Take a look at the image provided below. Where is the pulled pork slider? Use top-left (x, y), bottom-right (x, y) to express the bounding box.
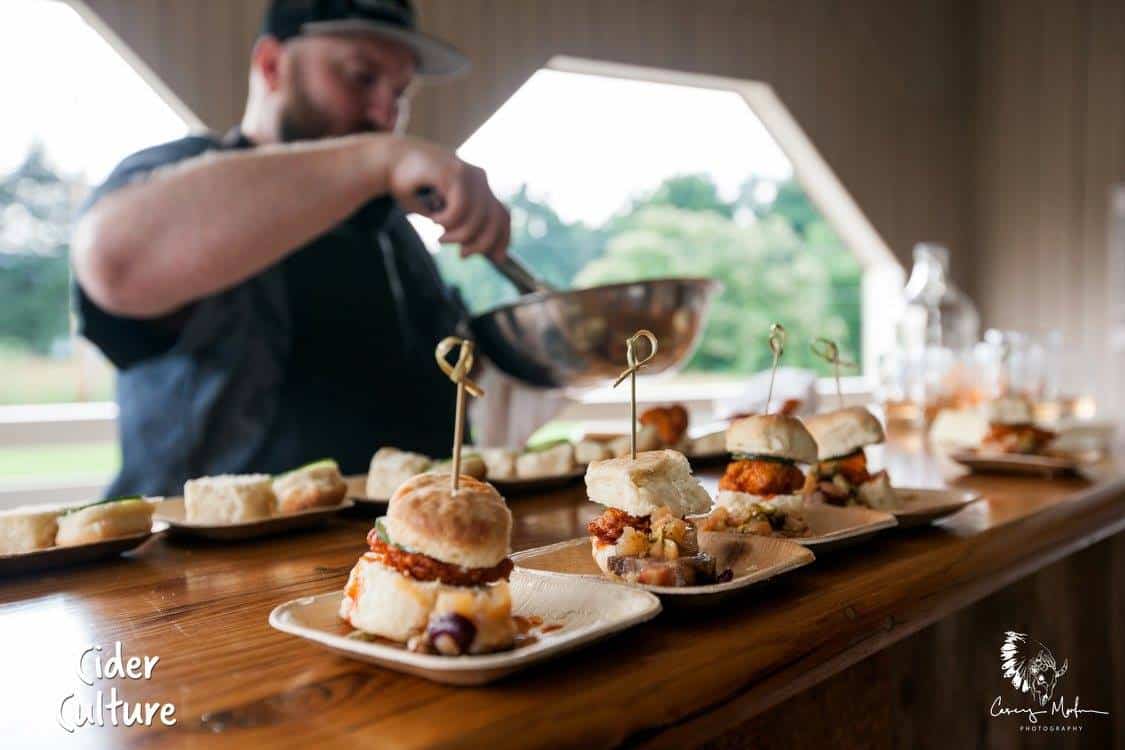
top-left (585, 449), bottom-right (718, 586)
top-left (980, 397), bottom-right (1056, 455)
top-left (804, 407), bottom-right (899, 510)
top-left (339, 473), bottom-right (516, 655)
top-left (704, 414), bottom-right (817, 536)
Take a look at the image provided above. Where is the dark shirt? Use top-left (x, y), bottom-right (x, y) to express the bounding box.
top-left (76, 130), bottom-right (465, 497)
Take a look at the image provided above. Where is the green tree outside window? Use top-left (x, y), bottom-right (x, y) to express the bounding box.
top-left (437, 173), bottom-right (862, 376)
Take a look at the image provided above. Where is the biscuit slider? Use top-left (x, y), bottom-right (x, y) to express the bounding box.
top-left (339, 473), bottom-right (517, 655)
top-left (273, 459), bottom-right (347, 513)
top-left (979, 397), bottom-right (1056, 455)
top-left (479, 447), bottom-right (517, 480)
top-left (705, 414), bottom-right (817, 536)
top-left (184, 474), bottom-right (276, 523)
top-left (0, 506), bottom-right (61, 555)
top-left (430, 453), bottom-right (487, 480)
top-left (803, 406), bottom-right (899, 510)
top-left (56, 496), bottom-right (155, 546)
top-left (367, 447), bottom-right (433, 498)
top-left (584, 449), bottom-right (718, 586)
top-left (516, 442), bottom-right (575, 478)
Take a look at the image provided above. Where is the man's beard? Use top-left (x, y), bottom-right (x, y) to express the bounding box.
top-left (279, 73), bottom-right (337, 142)
top-left (278, 57), bottom-right (373, 142)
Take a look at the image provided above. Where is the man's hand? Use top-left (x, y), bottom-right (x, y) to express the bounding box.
top-left (385, 137), bottom-right (510, 261)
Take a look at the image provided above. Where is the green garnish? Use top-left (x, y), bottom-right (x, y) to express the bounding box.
top-left (373, 517), bottom-right (391, 544)
top-left (274, 458), bottom-right (338, 479)
top-left (731, 453), bottom-right (797, 465)
top-left (63, 495), bottom-right (142, 515)
top-left (523, 438), bottom-right (570, 453)
top-left (371, 517), bottom-right (422, 554)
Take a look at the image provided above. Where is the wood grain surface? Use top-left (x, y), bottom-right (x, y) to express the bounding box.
top-left (2, 440), bottom-right (1123, 749)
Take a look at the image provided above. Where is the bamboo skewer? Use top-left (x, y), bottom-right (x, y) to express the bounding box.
top-left (765, 323), bottom-right (786, 414)
top-left (612, 330), bottom-right (658, 460)
top-left (434, 336), bottom-right (484, 492)
top-left (810, 337), bottom-right (855, 409)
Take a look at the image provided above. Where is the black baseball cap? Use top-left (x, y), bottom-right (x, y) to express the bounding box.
top-left (263, 0), bottom-right (469, 76)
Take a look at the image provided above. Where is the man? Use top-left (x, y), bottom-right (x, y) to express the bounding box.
top-left (72, 0), bottom-right (510, 497)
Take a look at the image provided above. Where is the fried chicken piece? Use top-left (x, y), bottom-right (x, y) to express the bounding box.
top-left (818, 450), bottom-right (872, 486)
top-left (586, 507), bottom-right (651, 545)
top-left (719, 459), bottom-right (806, 496)
top-left (639, 405), bottom-right (690, 447)
top-left (365, 532), bottom-right (513, 587)
top-left (981, 423), bottom-right (1057, 455)
top-left (779, 398), bottom-right (802, 416)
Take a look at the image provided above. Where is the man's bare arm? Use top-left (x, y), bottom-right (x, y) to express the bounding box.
top-left (73, 133), bottom-right (509, 317)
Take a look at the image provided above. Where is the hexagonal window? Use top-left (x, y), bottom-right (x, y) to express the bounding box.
top-left (413, 57), bottom-right (903, 384)
top-left (1, 0), bottom-right (191, 410)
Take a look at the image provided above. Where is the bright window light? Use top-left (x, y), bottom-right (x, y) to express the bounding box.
top-left (0, 0), bottom-right (189, 183)
top-left (0, 0), bottom-right (190, 410)
top-left (459, 69), bottom-right (792, 226)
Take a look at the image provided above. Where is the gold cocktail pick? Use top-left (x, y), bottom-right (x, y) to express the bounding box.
top-left (613, 329), bottom-right (659, 460)
top-left (765, 323), bottom-right (786, 414)
top-left (435, 336), bottom-right (484, 492)
top-left (810, 337), bottom-right (856, 409)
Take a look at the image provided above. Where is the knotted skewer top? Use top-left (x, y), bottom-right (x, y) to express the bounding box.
top-left (435, 336), bottom-right (484, 397)
top-left (613, 330), bottom-right (658, 460)
top-left (613, 330), bottom-right (658, 387)
top-left (434, 336), bottom-right (483, 491)
top-left (810, 337), bottom-right (854, 408)
top-left (765, 322), bottom-right (786, 414)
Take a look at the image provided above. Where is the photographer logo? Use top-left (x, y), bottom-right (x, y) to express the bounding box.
top-left (988, 631), bottom-right (1109, 733)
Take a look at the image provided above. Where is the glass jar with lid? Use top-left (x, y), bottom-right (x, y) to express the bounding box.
top-left (888, 243), bottom-right (982, 427)
top-left (898, 243), bottom-right (980, 354)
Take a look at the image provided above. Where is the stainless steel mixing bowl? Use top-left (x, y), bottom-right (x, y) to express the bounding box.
top-left (411, 188), bottom-right (722, 389)
top-left (469, 277), bottom-right (722, 388)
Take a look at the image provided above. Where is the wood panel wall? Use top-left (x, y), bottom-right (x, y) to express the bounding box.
top-left (73, 0), bottom-right (268, 131)
top-left (75, 0), bottom-right (975, 278)
top-left (972, 0), bottom-right (1125, 412)
top-left (714, 533), bottom-right (1125, 749)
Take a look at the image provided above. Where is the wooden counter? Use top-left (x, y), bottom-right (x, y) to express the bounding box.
top-left (3, 440), bottom-right (1124, 749)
